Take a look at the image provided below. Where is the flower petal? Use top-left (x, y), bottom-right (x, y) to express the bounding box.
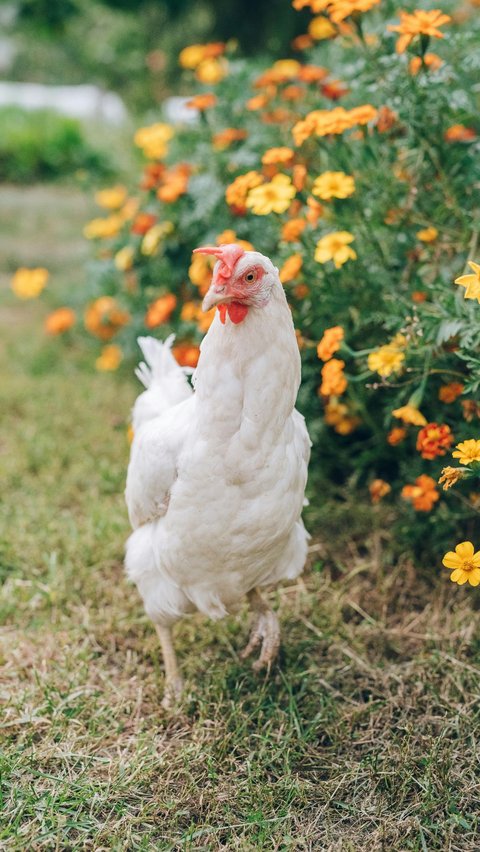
top-left (468, 569), bottom-right (480, 586)
top-left (442, 552), bottom-right (462, 569)
top-left (455, 541), bottom-right (475, 560)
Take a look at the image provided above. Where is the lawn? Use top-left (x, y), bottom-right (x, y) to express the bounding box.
top-left (1, 185), bottom-right (480, 850)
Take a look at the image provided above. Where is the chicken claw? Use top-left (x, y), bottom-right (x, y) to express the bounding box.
top-left (240, 588), bottom-right (281, 672)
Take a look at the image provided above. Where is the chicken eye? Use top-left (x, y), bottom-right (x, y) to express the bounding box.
top-left (244, 270), bottom-right (257, 284)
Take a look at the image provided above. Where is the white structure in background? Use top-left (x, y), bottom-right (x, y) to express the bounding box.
top-left (0, 82), bottom-right (128, 125)
top-left (163, 96), bottom-right (199, 125)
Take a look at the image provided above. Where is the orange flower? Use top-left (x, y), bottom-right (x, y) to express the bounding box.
top-left (282, 85), bottom-right (304, 102)
top-left (292, 164), bottom-right (307, 192)
top-left (388, 10), bottom-right (451, 54)
top-left (321, 80), bottom-right (349, 100)
top-left (186, 93), bottom-right (217, 110)
top-left (387, 427), bottom-right (407, 446)
top-left (306, 196), bottom-right (324, 226)
top-left (131, 212), bottom-right (157, 235)
top-left (216, 230), bottom-right (254, 251)
top-left (44, 307), bottom-right (76, 335)
top-left (292, 0), bottom-right (330, 10)
top-left (317, 326), bottom-right (344, 361)
top-left (409, 52), bottom-right (443, 74)
top-left (262, 146), bottom-right (295, 166)
top-left (226, 171), bottom-right (264, 213)
top-left (412, 291), bottom-right (428, 303)
top-left (173, 342), bottom-right (200, 368)
top-left (393, 404), bottom-right (427, 426)
top-left (96, 344), bottom-right (122, 372)
top-left (189, 253), bottom-right (214, 294)
top-left (282, 218), bottom-right (306, 242)
top-left (291, 34), bottom-right (315, 51)
top-left (402, 475), bottom-right (439, 511)
top-left (328, 0), bottom-right (380, 23)
top-left (320, 358), bottom-right (347, 396)
top-left (279, 254), bottom-right (303, 283)
top-left (292, 104), bottom-right (377, 145)
top-left (444, 124), bottom-right (476, 142)
top-left (156, 164), bottom-right (190, 203)
top-left (85, 297), bottom-right (129, 341)
top-left (141, 163), bottom-right (165, 190)
top-left (369, 479), bottom-right (391, 504)
top-left (416, 423), bottom-right (453, 460)
top-left (298, 64), bottom-right (328, 83)
top-left (438, 382), bottom-right (464, 403)
top-left (325, 400), bottom-right (360, 435)
top-left (376, 106), bottom-right (397, 133)
top-left (179, 42), bottom-right (225, 70)
top-left (212, 128), bottom-right (248, 150)
top-left (246, 94), bottom-right (269, 111)
top-left (145, 294), bottom-right (177, 328)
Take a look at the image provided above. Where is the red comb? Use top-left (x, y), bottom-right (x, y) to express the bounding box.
top-left (193, 243), bottom-right (245, 283)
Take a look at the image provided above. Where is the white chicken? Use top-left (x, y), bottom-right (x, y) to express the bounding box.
top-left (125, 244), bottom-right (311, 706)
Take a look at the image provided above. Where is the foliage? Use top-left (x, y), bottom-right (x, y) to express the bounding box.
top-left (0, 107), bottom-right (113, 182)
top-left (29, 0), bottom-right (480, 559)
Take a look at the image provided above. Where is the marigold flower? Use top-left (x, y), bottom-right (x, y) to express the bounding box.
top-left (461, 401), bottom-right (480, 423)
top-left (439, 466), bottom-right (465, 491)
top-left (114, 246), bottom-right (135, 271)
top-left (368, 345), bottom-right (405, 378)
top-left (85, 297), bottom-right (129, 341)
top-left (145, 294), bottom-right (177, 329)
top-left (387, 9), bottom-right (451, 54)
top-left (186, 93), bottom-right (217, 110)
top-left (44, 307), bottom-right (76, 335)
top-left (130, 212), bottom-right (156, 236)
top-left (95, 185), bottom-right (127, 210)
top-left (134, 123), bottom-right (174, 159)
top-left (393, 404), bottom-right (427, 426)
top-left (292, 0), bottom-right (330, 10)
top-left (189, 253), bottom-right (214, 294)
top-left (306, 196), bottom-right (324, 226)
top-left (246, 174), bottom-right (296, 215)
top-left (320, 358), bottom-right (347, 396)
top-left (213, 128), bottom-right (248, 150)
top-left (246, 94), bottom-right (270, 111)
top-left (369, 478), bottom-right (391, 504)
top-left (96, 344), bottom-right (122, 372)
top-left (325, 400), bottom-right (359, 434)
top-left (308, 16), bottom-right (336, 39)
top-left (417, 226), bottom-right (438, 242)
top-left (278, 254), bottom-right (302, 284)
top-left (416, 422), bottom-right (453, 460)
top-left (312, 171), bottom-right (355, 201)
top-left (84, 215), bottom-right (123, 240)
top-left (216, 230), bottom-right (254, 251)
top-left (452, 439), bottom-right (480, 465)
top-left (141, 221), bottom-right (174, 256)
top-left (387, 427), bottom-right (407, 446)
top-left (402, 475), bottom-right (439, 511)
top-left (442, 541), bottom-right (480, 586)
top-left (173, 342), bottom-right (200, 368)
top-left (439, 382), bottom-right (464, 403)
top-left (293, 105), bottom-right (377, 145)
top-left (178, 43), bottom-right (224, 70)
top-left (455, 261), bottom-right (480, 303)
top-left (317, 326), bottom-right (344, 361)
top-left (11, 267), bottom-right (48, 299)
top-left (226, 171), bottom-right (264, 213)
top-left (409, 52), bottom-right (443, 74)
top-left (262, 147), bottom-right (295, 166)
top-left (314, 231), bottom-right (356, 268)
top-left (328, 0), bottom-right (380, 23)
top-left (141, 163), bottom-right (165, 191)
top-left (444, 124), bottom-right (476, 142)
top-left (291, 34), bottom-right (315, 51)
top-left (321, 79), bottom-right (349, 100)
top-left (376, 106), bottom-right (397, 133)
top-left (196, 57), bottom-right (229, 83)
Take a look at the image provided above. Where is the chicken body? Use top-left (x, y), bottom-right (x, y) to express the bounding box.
top-left (125, 248), bottom-right (310, 701)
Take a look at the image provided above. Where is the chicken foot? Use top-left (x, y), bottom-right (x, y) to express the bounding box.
top-left (240, 588), bottom-right (280, 672)
top-left (155, 625), bottom-right (184, 709)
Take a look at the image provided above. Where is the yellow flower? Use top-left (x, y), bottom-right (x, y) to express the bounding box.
top-left (178, 42), bottom-right (224, 70)
top-left (368, 345), bottom-right (405, 378)
top-left (114, 246), bottom-right (134, 271)
top-left (83, 215), bottom-right (123, 240)
top-left (141, 222), bottom-right (174, 256)
top-left (325, 400), bottom-right (360, 434)
top-left (455, 261), bottom-right (480, 303)
top-left (246, 174), bottom-right (296, 215)
top-left (417, 226), bottom-right (438, 243)
top-left (328, 0), bottom-right (380, 23)
top-left (196, 57), bottom-right (228, 84)
top-left (11, 267), bottom-right (49, 299)
top-left (388, 10), bottom-right (451, 54)
top-left (134, 123), bottom-right (174, 160)
top-left (369, 478), bottom-right (391, 503)
top-left (308, 16), bottom-right (336, 39)
top-left (452, 439), bottom-right (480, 465)
top-left (95, 185), bottom-right (127, 210)
top-left (392, 404), bottom-right (427, 426)
top-left (279, 254), bottom-right (303, 283)
top-left (442, 541), bottom-right (480, 586)
top-left (96, 344), bottom-right (122, 372)
top-left (261, 147), bottom-right (295, 166)
top-left (314, 231), bottom-right (356, 268)
top-left (438, 466), bottom-right (465, 491)
top-left (312, 171), bottom-right (355, 201)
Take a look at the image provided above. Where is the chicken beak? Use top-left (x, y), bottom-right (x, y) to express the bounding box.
top-left (202, 284), bottom-right (228, 312)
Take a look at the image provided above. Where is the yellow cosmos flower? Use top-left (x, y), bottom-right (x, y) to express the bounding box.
top-left (11, 267), bottom-right (49, 299)
top-left (455, 261), bottom-right (480, 303)
top-left (95, 185), bottom-right (127, 210)
top-left (314, 231), bottom-right (356, 268)
top-left (442, 541), bottom-right (480, 586)
top-left (95, 344), bottom-right (122, 372)
top-left (134, 123), bottom-right (174, 160)
top-left (246, 174), bottom-right (296, 215)
top-left (308, 16), bottom-right (336, 39)
top-left (417, 226), bottom-right (438, 242)
top-left (452, 439), bottom-right (480, 465)
top-left (114, 246), bottom-right (134, 271)
top-left (392, 404), bottom-right (427, 426)
top-left (84, 215), bottom-right (123, 240)
top-left (368, 345), bottom-right (405, 378)
top-left (312, 171), bottom-right (355, 201)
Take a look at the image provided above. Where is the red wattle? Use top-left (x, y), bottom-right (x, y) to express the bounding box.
top-left (217, 302), bottom-right (249, 325)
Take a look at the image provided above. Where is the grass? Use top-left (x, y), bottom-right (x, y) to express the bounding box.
top-left (1, 185), bottom-right (480, 850)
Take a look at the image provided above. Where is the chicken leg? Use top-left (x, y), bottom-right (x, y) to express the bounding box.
top-left (240, 588), bottom-right (280, 671)
top-left (155, 625), bottom-right (184, 708)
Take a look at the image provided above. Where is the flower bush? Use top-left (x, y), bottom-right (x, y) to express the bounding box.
top-left (25, 0), bottom-right (480, 565)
